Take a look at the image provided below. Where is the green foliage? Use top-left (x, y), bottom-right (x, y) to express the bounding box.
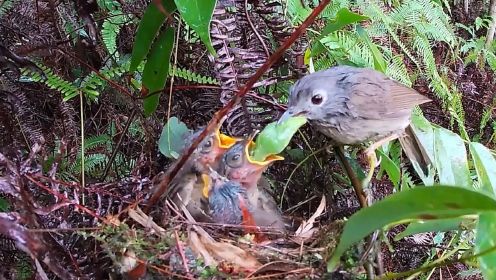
top-left (102, 11), bottom-right (130, 59)
top-left (170, 67), bottom-right (219, 85)
top-left (0, 197), bottom-right (9, 211)
top-left (44, 120), bottom-right (143, 181)
top-left (142, 27), bottom-right (175, 116)
top-left (251, 116), bottom-right (307, 162)
top-left (21, 59), bottom-right (129, 102)
top-left (174, 0), bottom-right (217, 55)
top-left (327, 186), bottom-right (496, 271)
top-left (310, 8), bottom-right (369, 57)
top-left (21, 64), bottom-right (81, 99)
top-left (159, 117), bottom-right (192, 159)
top-left (457, 18), bottom-right (496, 72)
top-left (0, 0), bottom-right (16, 16)
top-left (129, 0), bottom-right (177, 72)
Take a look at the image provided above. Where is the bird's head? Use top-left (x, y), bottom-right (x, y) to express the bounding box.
top-left (219, 135), bottom-right (283, 190)
top-left (278, 67), bottom-right (351, 125)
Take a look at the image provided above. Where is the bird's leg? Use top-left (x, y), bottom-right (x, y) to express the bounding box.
top-left (362, 134), bottom-right (400, 189)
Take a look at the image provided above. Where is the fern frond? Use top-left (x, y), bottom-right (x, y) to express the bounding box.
top-left (21, 65), bottom-right (79, 99)
top-left (77, 60), bottom-right (130, 101)
top-left (0, 0), bottom-right (16, 16)
top-left (320, 0), bottom-right (351, 19)
top-left (70, 154), bottom-right (108, 177)
top-left (386, 55), bottom-right (412, 87)
top-left (286, 0), bottom-right (311, 25)
top-left (170, 67), bottom-right (220, 85)
top-left (102, 11), bottom-right (130, 59)
top-left (97, 0), bottom-right (121, 11)
top-left (84, 135), bottom-right (112, 151)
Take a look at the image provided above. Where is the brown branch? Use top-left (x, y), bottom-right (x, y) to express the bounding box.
top-left (145, 0), bottom-right (332, 211)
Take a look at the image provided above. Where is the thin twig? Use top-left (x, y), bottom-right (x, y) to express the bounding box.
top-left (101, 108), bottom-right (138, 180)
top-left (174, 229), bottom-right (192, 277)
top-left (145, 0), bottom-right (332, 212)
top-left (334, 146), bottom-right (368, 208)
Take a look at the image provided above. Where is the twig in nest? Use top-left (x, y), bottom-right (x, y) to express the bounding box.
top-left (145, 0), bottom-right (332, 212)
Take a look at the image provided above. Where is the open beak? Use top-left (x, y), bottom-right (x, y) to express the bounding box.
top-left (277, 110), bottom-right (306, 125)
top-left (217, 133), bottom-right (238, 148)
top-left (244, 139), bottom-right (284, 166)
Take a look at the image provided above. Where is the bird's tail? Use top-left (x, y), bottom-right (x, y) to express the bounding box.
top-left (398, 125), bottom-right (432, 175)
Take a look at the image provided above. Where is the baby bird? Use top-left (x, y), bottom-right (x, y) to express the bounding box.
top-left (219, 138), bottom-right (286, 232)
top-left (163, 124), bottom-right (238, 222)
top-left (202, 168), bottom-right (255, 227)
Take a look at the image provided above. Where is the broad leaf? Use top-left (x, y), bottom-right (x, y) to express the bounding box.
top-left (394, 217), bottom-right (468, 241)
top-left (410, 112), bottom-right (435, 165)
top-left (142, 27), bottom-right (175, 116)
top-left (174, 0), bottom-right (216, 55)
top-left (159, 117), bottom-right (192, 159)
top-left (130, 0), bottom-right (177, 72)
top-left (475, 212), bottom-right (496, 280)
top-left (252, 117), bottom-right (307, 162)
top-left (434, 127), bottom-right (471, 187)
top-left (376, 149), bottom-right (400, 188)
top-left (311, 8), bottom-right (369, 57)
top-left (469, 142), bottom-right (496, 197)
top-left (327, 186), bottom-right (496, 271)
top-left (356, 25), bottom-right (386, 73)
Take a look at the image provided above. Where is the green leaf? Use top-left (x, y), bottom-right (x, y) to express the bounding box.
top-left (356, 25), bottom-right (387, 73)
top-left (130, 0), bottom-right (177, 72)
top-left (376, 149), bottom-right (400, 188)
top-left (394, 217), bottom-right (467, 241)
top-left (311, 8), bottom-right (369, 57)
top-left (0, 197), bottom-right (9, 212)
top-left (475, 212), bottom-right (496, 280)
top-left (252, 117), bottom-right (307, 162)
top-left (469, 142), bottom-right (496, 197)
top-left (434, 127), bottom-right (471, 187)
top-left (174, 0), bottom-right (216, 55)
top-left (327, 186), bottom-right (496, 271)
top-left (142, 27), bottom-right (175, 116)
top-left (159, 117), bottom-right (192, 159)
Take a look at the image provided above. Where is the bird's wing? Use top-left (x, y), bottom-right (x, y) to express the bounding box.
top-left (347, 71), bottom-right (431, 120)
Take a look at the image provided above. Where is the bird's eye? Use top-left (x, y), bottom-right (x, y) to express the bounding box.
top-left (311, 94), bottom-right (323, 105)
top-left (227, 153), bottom-right (242, 168)
top-left (201, 138), bottom-right (213, 153)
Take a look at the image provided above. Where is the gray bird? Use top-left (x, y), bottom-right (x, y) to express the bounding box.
top-left (278, 65), bottom-right (432, 186)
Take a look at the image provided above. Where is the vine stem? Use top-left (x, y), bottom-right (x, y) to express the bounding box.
top-left (145, 0), bottom-right (332, 211)
top-left (79, 90), bottom-right (85, 205)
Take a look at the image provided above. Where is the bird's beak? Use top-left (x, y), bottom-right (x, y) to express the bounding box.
top-left (277, 110), bottom-right (306, 125)
top-left (217, 133), bottom-right (238, 148)
top-left (201, 173), bottom-right (211, 198)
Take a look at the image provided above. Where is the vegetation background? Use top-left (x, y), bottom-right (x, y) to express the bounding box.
top-left (1, 0), bottom-right (496, 279)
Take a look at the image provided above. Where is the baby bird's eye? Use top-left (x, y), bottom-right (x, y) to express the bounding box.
top-left (227, 152), bottom-right (242, 168)
top-left (311, 93), bottom-right (323, 105)
top-left (200, 137), bottom-right (213, 153)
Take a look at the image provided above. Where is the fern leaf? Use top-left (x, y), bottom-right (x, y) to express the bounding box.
top-left (102, 11), bottom-right (129, 59)
top-left (170, 67), bottom-right (220, 85)
top-left (21, 65), bottom-right (80, 100)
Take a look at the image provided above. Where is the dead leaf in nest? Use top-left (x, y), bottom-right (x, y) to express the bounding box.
top-left (187, 228), bottom-right (262, 273)
top-left (128, 207), bottom-right (167, 237)
top-left (294, 195), bottom-right (326, 242)
top-left (105, 214), bottom-right (122, 226)
top-left (179, 203), bottom-right (261, 273)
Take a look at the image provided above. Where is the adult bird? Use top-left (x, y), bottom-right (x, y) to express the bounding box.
top-left (278, 65), bottom-right (432, 189)
top-left (219, 138), bottom-right (287, 232)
